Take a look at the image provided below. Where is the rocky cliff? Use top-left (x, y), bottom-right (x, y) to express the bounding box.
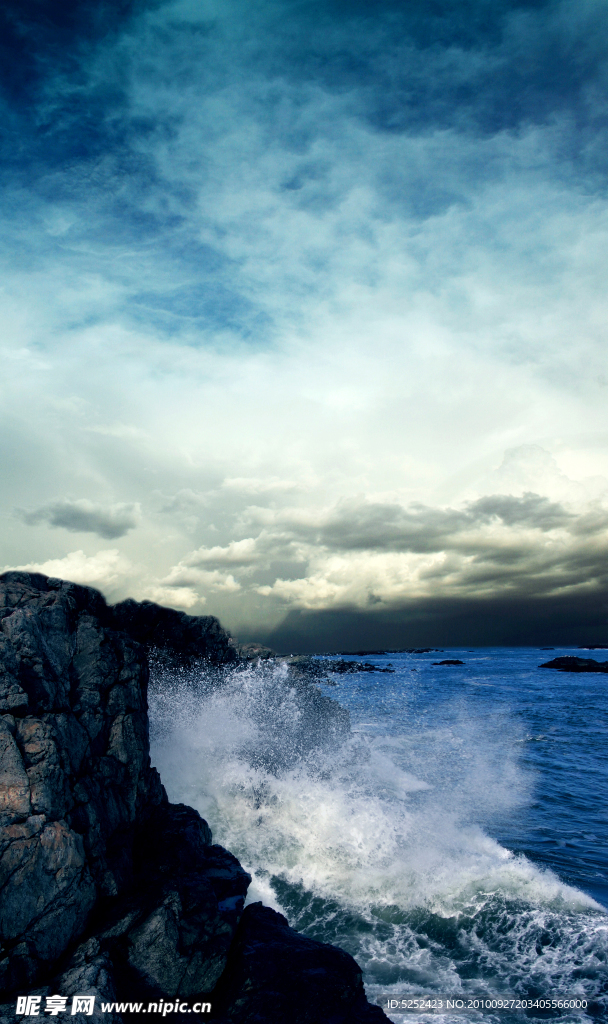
top-left (0, 572), bottom-right (386, 1023)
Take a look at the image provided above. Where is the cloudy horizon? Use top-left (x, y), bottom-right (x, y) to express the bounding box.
top-left (2, 0), bottom-right (608, 649)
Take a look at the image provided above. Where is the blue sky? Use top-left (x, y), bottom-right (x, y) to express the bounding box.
top-left (2, 0), bottom-right (608, 646)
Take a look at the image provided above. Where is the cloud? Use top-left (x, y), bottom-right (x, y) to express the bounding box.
top-left (1, 1), bottom-right (608, 644)
top-left (18, 499), bottom-right (141, 539)
top-left (240, 492), bottom-right (576, 554)
top-left (183, 538), bottom-right (259, 566)
top-left (3, 549), bottom-right (132, 588)
top-left (220, 477), bottom-right (300, 495)
top-left (146, 585), bottom-right (204, 610)
top-left (142, 486), bottom-right (608, 624)
top-left (262, 589), bottom-right (608, 654)
top-left (161, 565), bottom-right (241, 592)
top-left (238, 491), bottom-right (608, 609)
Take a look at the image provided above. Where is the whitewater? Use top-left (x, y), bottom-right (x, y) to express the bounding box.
top-left (149, 648), bottom-right (608, 1022)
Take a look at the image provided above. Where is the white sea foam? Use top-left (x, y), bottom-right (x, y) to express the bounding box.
top-left (148, 660), bottom-right (607, 1019)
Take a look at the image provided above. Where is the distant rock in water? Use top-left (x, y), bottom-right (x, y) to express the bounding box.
top-left (345, 648), bottom-right (437, 655)
top-left (433, 659), bottom-right (465, 666)
top-left (0, 571), bottom-right (387, 1023)
top-left (287, 655), bottom-right (394, 677)
top-left (539, 655), bottom-right (608, 673)
top-left (236, 641), bottom-right (276, 662)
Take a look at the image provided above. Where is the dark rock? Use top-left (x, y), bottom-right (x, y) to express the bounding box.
top-left (432, 659), bottom-right (465, 666)
top-left (0, 572), bottom-right (387, 1024)
top-left (236, 642), bottom-right (276, 662)
top-left (539, 656), bottom-right (608, 672)
top-left (287, 656), bottom-right (394, 677)
top-left (111, 599), bottom-right (239, 667)
top-left (399, 649), bottom-right (437, 654)
top-left (0, 571), bottom-right (164, 992)
top-left (326, 660), bottom-right (394, 675)
top-left (0, 572), bottom-right (242, 1002)
top-left (341, 649), bottom-right (437, 655)
top-left (212, 903), bottom-right (387, 1024)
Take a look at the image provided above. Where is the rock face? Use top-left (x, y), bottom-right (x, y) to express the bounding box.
top-left (0, 571), bottom-right (162, 993)
top-left (111, 599), bottom-right (239, 667)
top-left (0, 572), bottom-right (387, 1023)
top-left (212, 903), bottom-right (386, 1024)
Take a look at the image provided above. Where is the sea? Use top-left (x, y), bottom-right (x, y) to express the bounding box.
top-left (149, 647), bottom-right (608, 1023)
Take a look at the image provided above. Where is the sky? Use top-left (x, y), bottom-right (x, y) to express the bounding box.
top-left (2, 0), bottom-right (608, 650)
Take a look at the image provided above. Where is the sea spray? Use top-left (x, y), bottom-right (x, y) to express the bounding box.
top-left (148, 654), bottom-right (607, 1022)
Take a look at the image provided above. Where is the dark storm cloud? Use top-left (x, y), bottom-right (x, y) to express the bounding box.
top-left (242, 492), bottom-right (608, 624)
top-left (261, 588), bottom-right (608, 653)
top-left (270, 492), bottom-right (574, 554)
top-left (18, 499), bottom-right (140, 539)
top-left (467, 493), bottom-right (573, 531)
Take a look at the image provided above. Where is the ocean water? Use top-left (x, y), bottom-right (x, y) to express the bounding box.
top-left (148, 648), bottom-right (608, 1022)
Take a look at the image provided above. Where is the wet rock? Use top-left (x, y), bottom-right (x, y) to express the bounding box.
top-left (102, 804), bottom-right (251, 999)
top-left (0, 572), bottom-right (387, 1024)
top-left (212, 903), bottom-right (387, 1024)
top-left (54, 938), bottom-right (122, 1024)
top-left (432, 659), bottom-right (465, 666)
top-left (0, 572), bottom-right (238, 998)
top-left (0, 571), bottom-right (157, 991)
top-left (0, 816), bottom-right (96, 991)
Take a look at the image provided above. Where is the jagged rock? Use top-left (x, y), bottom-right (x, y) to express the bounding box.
top-left (0, 572), bottom-right (243, 1001)
top-left (0, 572), bottom-right (387, 1024)
top-left (111, 600), bottom-right (239, 667)
top-left (101, 804), bottom-right (251, 999)
top-left (54, 938), bottom-right (122, 1024)
top-left (212, 903), bottom-right (387, 1024)
top-left (0, 570), bottom-right (163, 991)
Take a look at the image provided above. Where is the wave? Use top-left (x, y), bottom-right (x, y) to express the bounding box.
top-left (148, 659), bottom-right (607, 1021)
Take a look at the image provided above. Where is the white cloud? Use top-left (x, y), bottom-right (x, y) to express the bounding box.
top-left (146, 585), bottom-right (204, 610)
top-left (184, 538), bottom-right (260, 566)
top-left (162, 565), bottom-right (241, 593)
top-left (4, 550), bottom-right (132, 589)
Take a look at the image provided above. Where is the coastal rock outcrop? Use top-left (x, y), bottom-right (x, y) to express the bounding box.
top-left (287, 656), bottom-right (394, 678)
top-left (539, 655), bottom-right (608, 672)
top-left (0, 572), bottom-right (387, 1023)
top-left (212, 903), bottom-right (385, 1023)
top-left (111, 599), bottom-right (239, 667)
